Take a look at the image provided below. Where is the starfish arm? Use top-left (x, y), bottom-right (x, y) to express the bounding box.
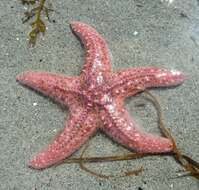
top-left (110, 66), bottom-right (185, 98)
top-left (29, 110), bottom-right (98, 169)
top-left (70, 21), bottom-right (111, 86)
top-left (101, 101), bottom-right (173, 153)
top-left (16, 71), bottom-right (81, 106)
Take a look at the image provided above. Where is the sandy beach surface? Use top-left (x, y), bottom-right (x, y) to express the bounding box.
top-left (0, 0), bottom-right (199, 189)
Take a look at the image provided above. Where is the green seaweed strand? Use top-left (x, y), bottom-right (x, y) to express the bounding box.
top-left (28, 0), bottom-right (46, 46)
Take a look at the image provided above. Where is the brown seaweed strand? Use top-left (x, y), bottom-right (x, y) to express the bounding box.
top-left (78, 143), bottom-right (143, 179)
top-left (143, 90), bottom-right (199, 180)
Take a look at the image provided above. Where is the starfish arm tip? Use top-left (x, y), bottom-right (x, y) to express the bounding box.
top-left (16, 71), bottom-right (31, 83)
top-left (156, 69), bottom-right (186, 86)
top-left (16, 71), bottom-right (43, 86)
top-left (28, 154), bottom-right (51, 170)
top-left (69, 20), bottom-right (77, 26)
top-left (69, 21), bottom-right (84, 31)
top-left (170, 69), bottom-right (186, 83)
top-left (28, 159), bottom-right (42, 170)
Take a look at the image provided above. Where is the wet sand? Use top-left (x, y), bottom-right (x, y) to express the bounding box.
top-left (0, 0), bottom-right (198, 189)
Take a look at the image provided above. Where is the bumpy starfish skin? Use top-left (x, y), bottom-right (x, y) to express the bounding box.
top-left (16, 21), bottom-right (185, 169)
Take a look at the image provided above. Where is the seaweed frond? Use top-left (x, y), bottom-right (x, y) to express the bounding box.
top-left (20, 0), bottom-right (53, 46)
top-left (70, 142), bottom-right (143, 179)
top-left (21, 0), bottom-right (38, 5)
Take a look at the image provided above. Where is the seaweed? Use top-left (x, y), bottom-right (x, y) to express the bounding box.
top-left (61, 91), bottom-right (199, 180)
top-left (144, 90), bottom-right (199, 180)
top-left (20, 0), bottom-right (53, 46)
top-left (77, 142), bottom-right (144, 179)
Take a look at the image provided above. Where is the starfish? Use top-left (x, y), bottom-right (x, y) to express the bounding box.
top-left (16, 21), bottom-right (185, 169)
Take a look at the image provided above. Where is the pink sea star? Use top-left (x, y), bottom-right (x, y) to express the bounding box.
top-left (16, 21), bottom-right (185, 169)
